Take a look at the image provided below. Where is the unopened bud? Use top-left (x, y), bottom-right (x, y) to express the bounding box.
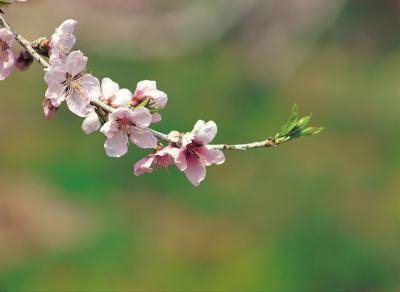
top-left (31, 37), bottom-right (50, 57)
top-left (15, 50), bottom-right (33, 71)
top-left (43, 98), bottom-right (58, 119)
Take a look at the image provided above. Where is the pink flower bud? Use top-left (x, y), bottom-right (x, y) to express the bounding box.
top-left (43, 98), bottom-right (58, 119)
top-left (15, 50), bottom-right (33, 71)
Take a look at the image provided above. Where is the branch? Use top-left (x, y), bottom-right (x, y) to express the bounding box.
top-left (0, 14), bottom-right (322, 152)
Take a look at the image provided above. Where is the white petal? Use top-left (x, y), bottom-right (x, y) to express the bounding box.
top-left (65, 51), bottom-right (87, 76)
top-left (104, 132), bottom-right (129, 158)
top-left (101, 77), bottom-right (119, 99)
top-left (66, 89), bottom-right (90, 117)
top-left (130, 128), bottom-right (157, 149)
top-left (113, 88), bottom-right (132, 107)
top-left (82, 111), bottom-right (101, 134)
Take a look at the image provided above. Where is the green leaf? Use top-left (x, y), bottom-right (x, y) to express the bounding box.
top-left (279, 103), bottom-right (299, 137)
top-left (301, 127), bottom-right (324, 136)
top-left (296, 114), bottom-right (311, 130)
top-left (134, 98), bottom-right (150, 109)
top-left (0, 0), bottom-right (12, 7)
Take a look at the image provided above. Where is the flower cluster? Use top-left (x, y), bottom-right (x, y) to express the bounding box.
top-left (0, 10), bottom-right (323, 187)
top-left (0, 19), bottom-right (225, 186)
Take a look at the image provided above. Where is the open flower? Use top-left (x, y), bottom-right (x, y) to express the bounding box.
top-left (100, 107), bottom-right (157, 158)
top-left (132, 80), bottom-right (168, 123)
top-left (44, 50), bottom-right (101, 117)
top-left (134, 146), bottom-right (180, 176)
top-left (175, 120), bottom-right (225, 186)
top-left (101, 77), bottom-right (132, 107)
top-left (49, 19), bottom-right (78, 64)
top-left (0, 28), bottom-right (15, 80)
top-left (81, 78), bottom-right (132, 134)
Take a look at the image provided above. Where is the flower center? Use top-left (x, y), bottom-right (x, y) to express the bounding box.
top-left (116, 117), bottom-right (133, 135)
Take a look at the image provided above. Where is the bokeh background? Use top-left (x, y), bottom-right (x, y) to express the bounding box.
top-left (1, 0), bottom-right (400, 290)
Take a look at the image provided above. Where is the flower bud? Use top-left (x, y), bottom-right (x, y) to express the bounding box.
top-left (43, 98), bottom-right (58, 119)
top-left (15, 50), bottom-right (33, 71)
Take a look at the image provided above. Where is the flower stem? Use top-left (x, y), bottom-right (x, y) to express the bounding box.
top-left (0, 14), bottom-right (293, 151)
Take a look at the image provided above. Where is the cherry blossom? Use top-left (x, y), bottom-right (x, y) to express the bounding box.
top-left (0, 28), bottom-right (14, 80)
top-left (49, 19), bottom-right (78, 64)
top-left (100, 107), bottom-right (157, 158)
top-left (81, 77), bottom-right (133, 134)
top-left (134, 146), bottom-right (180, 176)
top-left (44, 50), bottom-right (101, 117)
top-left (175, 120), bottom-right (225, 186)
top-left (132, 80), bottom-right (168, 123)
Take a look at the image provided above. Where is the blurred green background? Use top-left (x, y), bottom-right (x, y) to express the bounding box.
top-left (1, 0), bottom-right (400, 290)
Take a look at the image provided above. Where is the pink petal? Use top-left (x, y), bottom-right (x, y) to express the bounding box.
top-left (101, 77), bottom-right (119, 100)
top-left (104, 132), bottom-right (129, 158)
top-left (79, 74), bottom-right (101, 101)
top-left (113, 88), bottom-right (132, 107)
top-left (130, 128), bottom-right (157, 149)
top-left (0, 28), bottom-right (14, 47)
top-left (184, 158), bottom-right (206, 187)
top-left (134, 156), bottom-right (155, 176)
top-left (65, 51), bottom-right (87, 76)
top-left (201, 148), bottom-right (225, 166)
top-left (136, 80), bottom-right (157, 93)
top-left (151, 113), bottom-right (161, 123)
top-left (147, 90), bottom-right (168, 109)
top-left (45, 84), bottom-right (66, 107)
top-left (100, 120), bottom-right (118, 139)
top-left (192, 120), bottom-right (218, 144)
top-left (82, 111), bottom-right (101, 134)
top-left (44, 65), bottom-right (67, 86)
top-left (131, 107), bottom-right (152, 128)
top-left (174, 150), bottom-right (187, 171)
top-left (66, 89), bottom-right (90, 117)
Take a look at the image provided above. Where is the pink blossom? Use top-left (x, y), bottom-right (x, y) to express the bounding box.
top-left (100, 77), bottom-right (133, 107)
top-left (134, 146), bottom-right (180, 176)
top-left (175, 120), bottom-right (225, 186)
top-left (43, 98), bottom-right (58, 119)
top-left (0, 28), bottom-right (15, 80)
top-left (81, 78), bottom-right (132, 134)
top-left (132, 80), bottom-right (168, 123)
top-left (100, 107), bottom-right (157, 158)
top-left (49, 19), bottom-right (78, 64)
top-left (44, 50), bottom-right (101, 117)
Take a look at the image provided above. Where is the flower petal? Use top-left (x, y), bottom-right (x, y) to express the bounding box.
top-left (100, 120), bottom-right (118, 139)
top-left (130, 128), bottom-right (157, 149)
top-left (101, 77), bottom-right (119, 100)
top-left (151, 113), bottom-right (161, 123)
top-left (113, 88), bottom-right (132, 107)
top-left (82, 111), bottom-right (101, 134)
top-left (184, 158), bottom-right (206, 187)
top-left (65, 50), bottom-right (87, 76)
top-left (131, 107), bottom-right (152, 128)
top-left (66, 88), bottom-right (90, 117)
top-left (201, 148), bottom-right (225, 166)
top-left (192, 120), bottom-right (218, 144)
top-left (136, 80), bottom-right (157, 93)
top-left (174, 150), bottom-right (187, 171)
top-left (134, 156), bottom-right (155, 176)
top-left (104, 132), bottom-right (129, 158)
top-left (79, 73), bottom-right (101, 101)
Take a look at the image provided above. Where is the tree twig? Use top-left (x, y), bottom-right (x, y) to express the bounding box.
top-left (0, 14), bottom-right (296, 151)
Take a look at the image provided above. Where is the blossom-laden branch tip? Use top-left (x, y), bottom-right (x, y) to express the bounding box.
top-left (0, 8), bottom-right (323, 187)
